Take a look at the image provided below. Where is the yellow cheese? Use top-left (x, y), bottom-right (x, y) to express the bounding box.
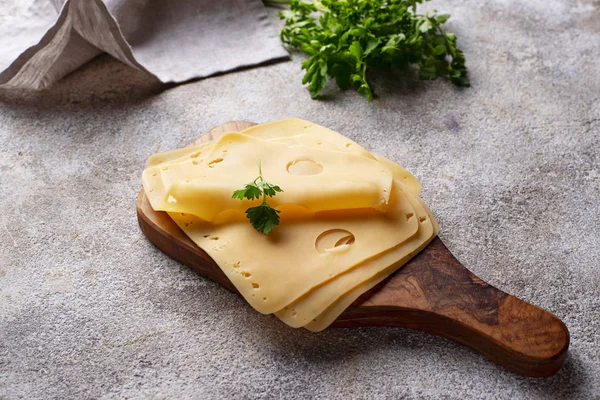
top-left (239, 118), bottom-right (375, 159)
top-left (143, 141), bottom-right (218, 209)
top-left (144, 132), bottom-right (394, 221)
top-left (147, 142), bottom-right (213, 167)
top-left (150, 151), bottom-right (421, 208)
top-left (167, 180), bottom-right (419, 314)
top-left (146, 118), bottom-right (420, 202)
top-left (373, 154), bottom-right (422, 195)
top-left (148, 134), bottom-right (347, 170)
top-left (142, 118), bottom-right (438, 332)
top-left (298, 184), bottom-right (439, 331)
top-left (142, 134), bottom-right (343, 219)
top-left (147, 118), bottom-right (373, 168)
top-left (275, 186), bottom-right (434, 327)
top-left (303, 226), bottom-right (437, 332)
top-left (301, 187), bottom-right (439, 331)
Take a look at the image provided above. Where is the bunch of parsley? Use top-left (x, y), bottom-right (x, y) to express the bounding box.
top-left (276, 0), bottom-right (469, 101)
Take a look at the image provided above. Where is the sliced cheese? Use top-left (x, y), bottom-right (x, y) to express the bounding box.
top-left (240, 118), bottom-right (375, 159)
top-left (299, 186), bottom-right (439, 332)
top-left (144, 132), bottom-right (394, 221)
top-left (142, 118), bottom-right (438, 332)
top-left (143, 133), bottom-right (368, 218)
top-left (147, 117), bottom-right (373, 168)
top-left (147, 142), bottom-right (213, 167)
top-left (373, 154), bottom-right (422, 195)
top-left (275, 185), bottom-right (434, 327)
top-left (303, 227), bottom-right (438, 332)
top-left (167, 181), bottom-right (419, 314)
top-left (146, 119), bottom-right (420, 202)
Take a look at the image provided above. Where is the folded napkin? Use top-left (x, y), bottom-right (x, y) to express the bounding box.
top-left (0, 0), bottom-right (289, 89)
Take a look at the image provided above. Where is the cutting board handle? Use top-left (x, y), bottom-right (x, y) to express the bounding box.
top-left (333, 237), bottom-right (570, 377)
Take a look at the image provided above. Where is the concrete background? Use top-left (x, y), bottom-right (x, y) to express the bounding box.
top-left (1, 1), bottom-right (599, 399)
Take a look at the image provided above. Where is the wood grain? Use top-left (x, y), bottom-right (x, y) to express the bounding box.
top-left (137, 121), bottom-right (569, 377)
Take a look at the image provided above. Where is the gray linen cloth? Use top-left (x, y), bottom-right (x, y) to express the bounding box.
top-left (0, 0), bottom-right (289, 89)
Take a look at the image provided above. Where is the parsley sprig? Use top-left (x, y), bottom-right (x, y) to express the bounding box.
top-left (232, 160), bottom-right (284, 234)
top-left (277, 0), bottom-right (469, 101)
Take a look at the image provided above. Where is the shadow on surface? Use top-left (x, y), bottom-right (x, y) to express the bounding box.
top-left (0, 53), bottom-right (290, 111)
top-left (517, 352), bottom-right (588, 397)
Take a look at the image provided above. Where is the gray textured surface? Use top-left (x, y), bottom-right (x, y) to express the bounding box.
top-left (1, 1), bottom-right (599, 399)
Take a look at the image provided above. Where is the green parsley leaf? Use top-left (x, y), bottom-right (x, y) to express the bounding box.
top-left (349, 41), bottom-right (364, 61)
top-left (231, 160), bottom-right (284, 234)
top-left (232, 183), bottom-right (263, 201)
top-left (261, 182), bottom-right (284, 197)
top-left (277, 0), bottom-right (469, 101)
top-left (245, 204), bottom-right (282, 235)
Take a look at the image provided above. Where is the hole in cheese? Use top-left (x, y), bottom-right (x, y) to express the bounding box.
top-left (335, 235), bottom-right (355, 246)
top-left (208, 158), bottom-right (224, 168)
top-left (190, 152), bottom-right (201, 158)
top-left (286, 159), bottom-right (323, 175)
top-left (241, 272), bottom-right (251, 278)
top-left (315, 229), bottom-right (355, 254)
top-left (406, 213), bottom-right (414, 220)
top-left (252, 283), bottom-right (259, 289)
top-left (419, 216), bottom-right (427, 223)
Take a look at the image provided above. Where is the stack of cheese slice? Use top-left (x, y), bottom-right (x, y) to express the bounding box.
top-left (142, 118), bottom-right (438, 331)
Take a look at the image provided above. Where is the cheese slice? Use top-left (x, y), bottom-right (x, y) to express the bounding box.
top-left (154, 134), bottom-right (355, 167)
top-left (303, 188), bottom-right (440, 331)
top-left (167, 180), bottom-right (419, 314)
top-left (299, 179), bottom-right (439, 331)
top-left (303, 227), bottom-right (437, 332)
top-left (143, 141), bottom-right (218, 209)
top-left (240, 118), bottom-right (375, 159)
top-left (373, 154), bottom-right (422, 195)
top-left (144, 132), bottom-right (394, 221)
top-left (147, 118), bottom-right (372, 168)
top-left (146, 118), bottom-right (421, 200)
top-left (149, 152), bottom-right (421, 211)
top-left (275, 185), bottom-right (434, 327)
top-left (147, 142), bottom-right (213, 167)
top-left (145, 133), bottom-right (369, 206)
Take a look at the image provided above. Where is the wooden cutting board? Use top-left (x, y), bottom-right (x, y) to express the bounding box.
top-left (137, 121), bottom-right (569, 377)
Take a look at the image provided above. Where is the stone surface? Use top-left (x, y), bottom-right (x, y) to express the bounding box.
top-left (1, 1), bottom-right (599, 399)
